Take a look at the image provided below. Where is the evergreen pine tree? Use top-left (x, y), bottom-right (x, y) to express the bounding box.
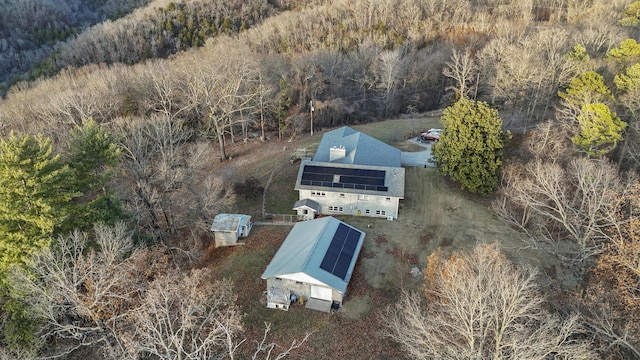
top-left (66, 118), bottom-right (124, 231)
top-left (0, 132), bottom-right (76, 281)
top-left (432, 98), bottom-right (510, 195)
top-left (572, 103), bottom-right (627, 157)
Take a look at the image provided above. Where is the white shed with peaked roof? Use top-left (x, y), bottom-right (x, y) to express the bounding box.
top-left (261, 216), bottom-right (365, 312)
top-left (210, 214), bottom-right (252, 247)
top-left (292, 198), bottom-right (320, 220)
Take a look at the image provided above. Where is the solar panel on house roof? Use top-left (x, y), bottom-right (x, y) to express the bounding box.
top-left (320, 223), bottom-right (362, 280)
top-left (301, 165), bottom-right (388, 192)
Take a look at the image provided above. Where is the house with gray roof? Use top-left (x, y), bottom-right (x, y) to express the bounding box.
top-left (292, 198), bottom-right (320, 221)
top-left (261, 216), bottom-right (365, 312)
top-left (294, 126), bottom-right (405, 219)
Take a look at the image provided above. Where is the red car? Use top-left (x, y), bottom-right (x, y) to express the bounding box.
top-left (419, 128), bottom-right (441, 142)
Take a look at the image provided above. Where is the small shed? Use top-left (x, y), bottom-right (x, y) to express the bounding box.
top-left (261, 216), bottom-right (365, 312)
top-left (210, 214), bottom-right (252, 247)
top-left (293, 198), bottom-right (320, 220)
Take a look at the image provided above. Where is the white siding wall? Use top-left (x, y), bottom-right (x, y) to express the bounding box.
top-left (214, 231), bottom-right (237, 246)
top-left (266, 277), bottom-right (344, 303)
top-left (299, 189), bottom-right (400, 219)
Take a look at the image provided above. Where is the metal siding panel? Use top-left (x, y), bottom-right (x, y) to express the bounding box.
top-left (310, 285), bottom-right (333, 300)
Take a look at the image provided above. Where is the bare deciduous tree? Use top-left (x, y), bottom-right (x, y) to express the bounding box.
top-left (255, 71), bottom-right (276, 141)
top-left (582, 181), bottom-right (640, 358)
top-left (9, 222), bottom-right (148, 358)
top-left (571, 22), bottom-right (624, 55)
top-left (478, 30), bottom-right (574, 130)
top-left (383, 244), bottom-right (595, 360)
top-left (443, 47), bottom-right (477, 99)
top-left (0, 345), bottom-right (31, 360)
top-left (478, 35), bottom-right (541, 123)
top-left (116, 114), bottom-right (233, 245)
top-left (117, 116), bottom-right (163, 237)
top-left (523, 121), bottom-right (577, 163)
top-left (376, 49), bottom-right (405, 116)
top-left (495, 156), bottom-right (625, 265)
top-left (180, 38), bottom-right (260, 161)
top-left (124, 268), bottom-right (243, 360)
top-left (7, 222), bottom-right (309, 360)
top-left (141, 59), bottom-right (190, 120)
top-left (251, 322), bottom-right (313, 360)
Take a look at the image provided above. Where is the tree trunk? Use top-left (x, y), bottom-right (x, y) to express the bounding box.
top-left (217, 132), bottom-right (227, 162)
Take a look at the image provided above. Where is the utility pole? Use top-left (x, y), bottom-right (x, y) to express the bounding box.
top-left (310, 99), bottom-right (314, 136)
top-left (304, 73), bottom-right (314, 136)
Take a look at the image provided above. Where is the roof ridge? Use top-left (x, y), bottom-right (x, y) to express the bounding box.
top-left (300, 216), bottom-right (333, 270)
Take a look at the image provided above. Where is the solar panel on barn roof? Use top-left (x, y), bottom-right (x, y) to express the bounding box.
top-left (320, 223), bottom-right (362, 280)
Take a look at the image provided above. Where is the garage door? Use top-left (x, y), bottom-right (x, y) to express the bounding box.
top-left (310, 286), bottom-right (332, 300)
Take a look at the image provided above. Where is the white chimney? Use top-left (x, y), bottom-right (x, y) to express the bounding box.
top-left (329, 145), bottom-right (346, 161)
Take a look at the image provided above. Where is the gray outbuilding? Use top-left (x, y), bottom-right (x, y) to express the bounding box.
top-left (210, 214), bottom-right (252, 247)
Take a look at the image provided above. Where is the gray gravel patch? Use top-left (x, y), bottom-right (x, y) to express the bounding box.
top-left (400, 137), bottom-right (435, 167)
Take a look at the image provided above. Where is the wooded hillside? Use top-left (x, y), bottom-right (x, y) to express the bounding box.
top-left (0, 0), bottom-right (153, 90)
top-left (2, 0), bottom-right (638, 138)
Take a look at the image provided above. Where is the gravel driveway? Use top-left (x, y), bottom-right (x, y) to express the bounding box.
top-left (400, 138), bottom-right (435, 167)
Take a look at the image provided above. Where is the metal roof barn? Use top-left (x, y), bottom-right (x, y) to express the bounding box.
top-left (261, 216), bottom-right (365, 312)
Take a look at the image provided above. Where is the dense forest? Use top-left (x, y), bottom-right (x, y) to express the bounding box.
top-left (1, 0), bottom-right (640, 359)
top-left (0, 0), bottom-right (156, 90)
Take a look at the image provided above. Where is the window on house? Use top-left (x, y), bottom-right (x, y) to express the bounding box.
top-left (376, 210), bottom-right (386, 215)
top-left (365, 209), bottom-right (370, 214)
top-left (386, 197), bottom-right (391, 201)
top-left (311, 191), bottom-right (325, 196)
top-left (329, 206), bottom-right (344, 212)
top-left (340, 193), bottom-right (345, 198)
top-left (302, 209), bottom-right (308, 214)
